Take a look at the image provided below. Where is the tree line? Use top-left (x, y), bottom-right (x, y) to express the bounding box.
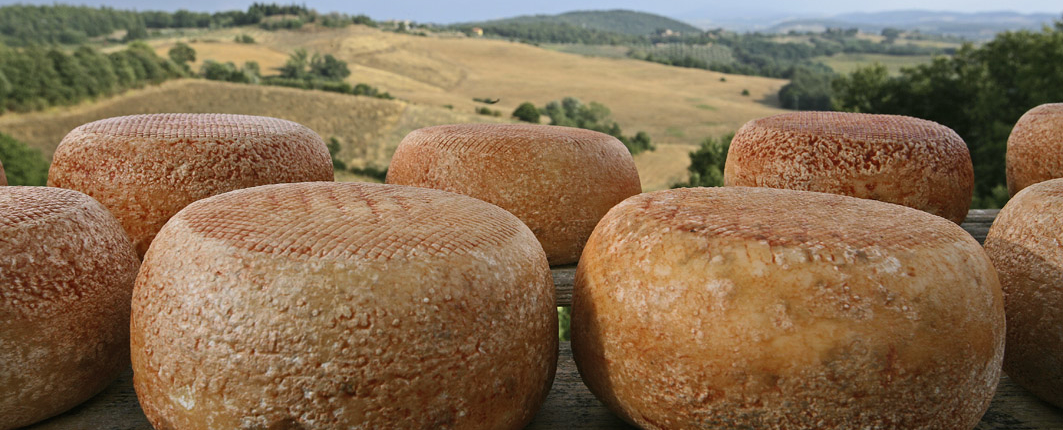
top-left (452, 20), bottom-right (946, 80)
top-left (189, 46), bottom-right (393, 100)
top-left (510, 97), bottom-right (654, 155)
top-left (0, 3), bottom-right (376, 46)
top-left (679, 19), bottom-right (1063, 209)
top-left (0, 42), bottom-right (183, 113)
top-left (830, 20), bottom-right (1063, 208)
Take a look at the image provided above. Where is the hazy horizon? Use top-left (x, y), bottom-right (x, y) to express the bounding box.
top-left (0, 0), bottom-right (1059, 25)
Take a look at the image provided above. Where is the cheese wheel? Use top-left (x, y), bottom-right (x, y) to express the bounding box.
top-left (48, 113), bottom-right (334, 257)
top-left (573, 187), bottom-right (1004, 429)
top-left (1006, 103), bottom-right (1063, 196)
top-left (984, 178), bottom-right (1063, 407)
top-left (131, 182), bottom-right (557, 429)
top-left (0, 187), bottom-right (139, 430)
top-left (725, 112), bottom-right (973, 224)
top-left (386, 123), bottom-right (642, 265)
top-left (0, 159), bottom-right (6, 185)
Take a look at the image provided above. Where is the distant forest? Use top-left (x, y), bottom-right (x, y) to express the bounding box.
top-left (451, 12), bottom-right (949, 80)
top-left (0, 3), bottom-right (374, 46)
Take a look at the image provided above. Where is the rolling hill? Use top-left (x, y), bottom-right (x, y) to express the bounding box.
top-left (3, 23), bottom-right (787, 190)
top-left (769, 10), bottom-right (1059, 40)
top-left (461, 9), bottom-right (702, 36)
top-left (0, 79), bottom-right (506, 170)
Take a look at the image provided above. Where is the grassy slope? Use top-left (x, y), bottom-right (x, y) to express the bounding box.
top-left (0, 79), bottom-right (505, 169)
top-left (258, 26), bottom-right (787, 189)
top-left (3, 24), bottom-right (787, 190)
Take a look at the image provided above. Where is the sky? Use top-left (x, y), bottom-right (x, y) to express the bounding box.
top-left (2, 0), bottom-right (1061, 24)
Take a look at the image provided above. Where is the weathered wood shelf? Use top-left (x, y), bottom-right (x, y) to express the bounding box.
top-left (27, 209), bottom-right (1063, 429)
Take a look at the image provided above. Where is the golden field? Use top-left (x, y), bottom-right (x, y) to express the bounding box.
top-left (4, 24), bottom-right (789, 190)
top-left (0, 79), bottom-right (504, 170)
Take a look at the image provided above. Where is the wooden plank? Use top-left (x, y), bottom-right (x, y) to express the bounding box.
top-left (27, 343), bottom-right (1063, 429)
top-left (966, 209), bottom-right (999, 245)
top-left (26, 369), bottom-right (150, 430)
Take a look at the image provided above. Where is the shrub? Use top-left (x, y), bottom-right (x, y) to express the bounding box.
top-left (0, 133), bottom-right (49, 185)
top-left (512, 102), bottom-right (540, 123)
top-left (673, 134), bottom-right (733, 188)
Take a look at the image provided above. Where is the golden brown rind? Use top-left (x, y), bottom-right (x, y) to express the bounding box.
top-left (0, 186), bottom-right (140, 430)
top-left (1006, 103), bottom-right (1063, 196)
top-left (385, 123), bottom-right (642, 265)
top-left (984, 178), bottom-right (1063, 407)
top-left (725, 111), bottom-right (973, 224)
top-left (573, 187), bottom-right (1004, 430)
top-left (48, 113), bottom-right (334, 257)
top-left (131, 182), bottom-right (557, 430)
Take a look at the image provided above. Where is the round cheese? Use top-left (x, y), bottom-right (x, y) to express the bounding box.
top-left (725, 112), bottom-right (973, 223)
top-left (1006, 103), bottom-right (1063, 196)
top-left (386, 123), bottom-right (642, 265)
top-left (48, 113), bottom-right (334, 257)
top-left (573, 186), bottom-right (1004, 429)
top-left (984, 178), bottom-right (1063, 407)
top-left (0, 186), bottom-right (139, 430)
top-left (131, 181), bottom-right (557, 429)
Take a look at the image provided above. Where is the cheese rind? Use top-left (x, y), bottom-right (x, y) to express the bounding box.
top-left (386, 123), bottom-right (642, 265)
top-left (573, 186), bottom-right (1004, 429)
top-left (984, 178), bottom-right (1063, 407)
top-left (48, 113), bottom-right (334, 257)
top-left (725, 111), bottom-right (973, 224)
top-left (0, 186), bottom-right (139, 430)
top-left (131, 182), bottom-right (557, 429)
top-left (1006, 103), bottom-right (1063, 196)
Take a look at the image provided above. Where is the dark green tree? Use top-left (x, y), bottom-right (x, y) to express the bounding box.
top-left (0, 132), bottom-right (49, 185)
top-left (168, 42), bottom-right (196, 65)
top-left (327, 137), bottom-right (347, 170)
top-left (511, 102), bottom-right (540, 123)
top-left (832, 20), bottom-right (1063, 208)
top-left (309, 53), bottom-right (350, 81)
top-left (542, 97), bottom-right (654, 155)
top-left (200, 60), bottom-right (254, 83)
top-left (779, 66), bottom-right (834, 110)
top-left (881, 28), bottom-right (901, 44)
top-left (279, 48), bottom-right (309, 79)
top-left (673, 134), bottom-right (733, 188)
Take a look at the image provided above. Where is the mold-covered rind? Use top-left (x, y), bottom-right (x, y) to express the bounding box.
top-left (48, 113), bottom-right (334, 257)
top-left (984, 178), bottom-right (1063, 407)
top-left (573, 187), bottom-right (1004, 430)
top-left (0, 186), bottom-right (140, 430)
top-left (131, 182), bottom-right (557, 429)
top-left (1006, 103), bottom-right (1063, 196)
top-left (386, 123), bottom-right (642, 265)
top-left (725, 111), bottom-right (973, 224)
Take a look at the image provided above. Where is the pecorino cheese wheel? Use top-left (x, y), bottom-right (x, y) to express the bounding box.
top-left (573, 187), bottom-right (1004, 429)
top-left (1006, 103), bottom-right (1063, 196)
top-left (48, 113), bottom-right (334, 257)
top-left (386, 123), bottom-right (642, 265)
top-left (0, 187), bottom-right (139, 430)
top-left (725, 111), bottom-right (973, 224)
top-left (984, 178), bottom-right (1063, 407)
top-left (131, 182), bottom-right (557, 429)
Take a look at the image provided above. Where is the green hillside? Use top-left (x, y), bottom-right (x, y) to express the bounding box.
top-left (467, 9), bottom-right (700, 36)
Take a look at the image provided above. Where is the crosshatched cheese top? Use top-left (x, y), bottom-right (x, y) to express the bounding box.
top-left (725, 111), bottom-right (974, 224)
top-left (48, 113), bottom-right (333, 257)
